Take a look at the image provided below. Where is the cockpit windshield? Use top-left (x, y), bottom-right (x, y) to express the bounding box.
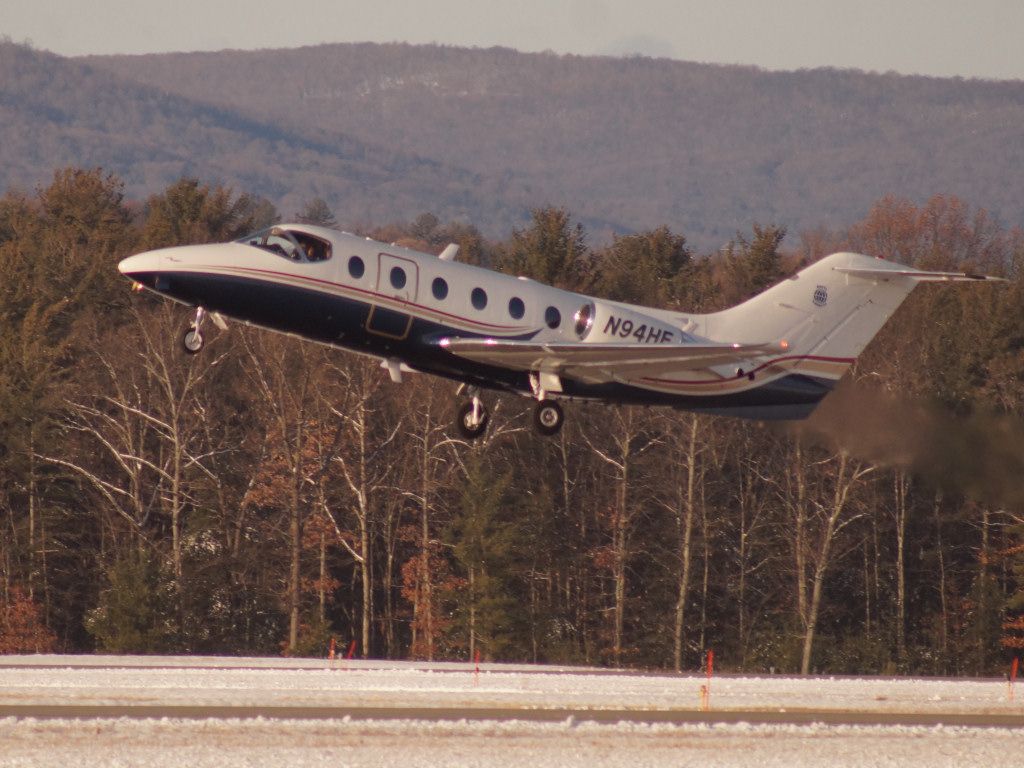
top-left (236, 227), bottom-right (332, 263)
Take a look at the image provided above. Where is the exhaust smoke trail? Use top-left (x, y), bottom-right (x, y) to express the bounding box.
top-left (802, 380), bottom-right (1024, 508)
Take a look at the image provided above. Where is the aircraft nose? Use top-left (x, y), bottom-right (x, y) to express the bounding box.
top-left (117, 250), bottom-right (165, 293)
top-left (118, 252), bottom-right (159, 276)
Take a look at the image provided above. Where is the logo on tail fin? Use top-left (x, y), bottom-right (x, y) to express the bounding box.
top-left (813, 285), bottom-right (828, 307)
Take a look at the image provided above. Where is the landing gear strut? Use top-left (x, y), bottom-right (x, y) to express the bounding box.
top-left (452, 386), bottom-right (564, 440)
top-left (455, 387), bottom-right (489, 440)
top-left (533, 399), bottom-right (564, 437)
top-left (527, 372), bottom-right (565, 437)
top-left (182, 306), bottom-right (206, 354)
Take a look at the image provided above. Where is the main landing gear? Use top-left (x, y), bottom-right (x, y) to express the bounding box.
top-left (529, 372), bottom-right (564, 437)
top-left (454, 387), bottom-right (565, 441)
top-left (533, 399), bottom-right (564, 437)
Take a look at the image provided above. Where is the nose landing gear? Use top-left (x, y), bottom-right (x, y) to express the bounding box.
top-left (182, 307), bottom-right (206, 354)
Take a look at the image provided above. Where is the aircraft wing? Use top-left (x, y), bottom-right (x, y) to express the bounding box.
top-left (438, 338), bottom-right (782, 382)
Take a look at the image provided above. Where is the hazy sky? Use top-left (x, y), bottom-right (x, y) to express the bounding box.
top-left (6, 0), bottom-right (1024, 80)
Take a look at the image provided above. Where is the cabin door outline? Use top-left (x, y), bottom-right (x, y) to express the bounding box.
top-left (366, 252), bottom-right (419, 340)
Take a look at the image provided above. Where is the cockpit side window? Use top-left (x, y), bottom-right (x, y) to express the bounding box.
top-left (292, 232), bottom-right (332, 262)
top-left (237, 228), bottom-right (332, 263)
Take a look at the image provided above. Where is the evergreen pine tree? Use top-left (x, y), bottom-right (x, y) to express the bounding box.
top-left (496, 207), bottom-right (587, 289)
top-left (448, 454), bottom-right (522, 660)
top-left (85, 550), bottom-right (172, 653)
top-left (295, 197), bottom-right (338, 228)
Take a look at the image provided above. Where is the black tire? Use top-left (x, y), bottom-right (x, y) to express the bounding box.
top-left (182, 328), bottom-right (204, 354)
top-left (456, 401), bottom-right (489, 440)
top-left (533, 400), bottom-right (564, 436)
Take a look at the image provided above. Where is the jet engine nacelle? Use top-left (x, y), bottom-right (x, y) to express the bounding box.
top-left (574, 300), bottom-right (683, 345)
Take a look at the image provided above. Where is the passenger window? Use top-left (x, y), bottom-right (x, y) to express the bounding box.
top-left (390, 266), bottom-right (407, 290)
top-left (471, 288), bottom-right (488, 310)
top-left (508, 297), bottom-right (525, 319)
top-left (545, 306), bottom-right (561, 329)
top-left (432, 277), bottom-right (449, 300)
top-left (348, 256), bottom-right (365, 279)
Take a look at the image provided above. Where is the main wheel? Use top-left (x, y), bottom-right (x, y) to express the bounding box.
top-left (456, 400), bottom-right (489, 440)
top-left (182, 327), bottom-right (204, 354)
top-left (533, 400), bottom-right (564, 436)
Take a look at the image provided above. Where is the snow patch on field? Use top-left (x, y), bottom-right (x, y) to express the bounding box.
top-left (0, 665), bottom-right (1018, 714)
top-left (1, 659), bottom-right (1023, 766)
top-left (2, 717), bottom-right (1023, 768)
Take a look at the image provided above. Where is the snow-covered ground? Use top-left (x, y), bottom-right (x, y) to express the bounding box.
top-left (4, 717), bottom-right (1024, 768)
top-left (1, 657), bottom-right (1022, 767)
top-left (0, 658), bottom-right (1019, 714)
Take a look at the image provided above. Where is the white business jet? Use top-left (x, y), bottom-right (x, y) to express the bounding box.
top-left (117, 224), bottom-right (999, 438)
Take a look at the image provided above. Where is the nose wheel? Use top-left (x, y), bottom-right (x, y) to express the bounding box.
top-left (533, 399), bottom-right (564, 436)
top-left (182, 307), bottom-right (206, 355)
top-left (183, 327), bottom-right (204, 354)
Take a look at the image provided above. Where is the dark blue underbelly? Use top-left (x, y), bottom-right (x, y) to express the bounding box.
top-left (143, 271), bottom-right (835, 420)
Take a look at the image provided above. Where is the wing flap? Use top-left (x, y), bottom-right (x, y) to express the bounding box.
top-left (438, 338), bottom-right (782, 382)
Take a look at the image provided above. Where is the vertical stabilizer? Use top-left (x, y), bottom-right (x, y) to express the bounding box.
top-left (698, 252), bottom-right (996, 381)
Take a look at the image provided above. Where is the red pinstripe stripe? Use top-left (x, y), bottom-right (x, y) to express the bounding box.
top-left (182, 265), bottom-right (534, 334)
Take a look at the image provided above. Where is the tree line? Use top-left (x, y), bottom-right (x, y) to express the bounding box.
top-left (2, 167), bottom-right (1024, 675)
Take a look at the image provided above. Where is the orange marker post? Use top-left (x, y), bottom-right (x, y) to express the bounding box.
top-left (706, 650), bottom-right (714, 694)
top-left (328, 637), bottom-right (337, 661)
top-left (1010, 657), bottom-right (1019, 702)
top-left (346, 639), bottom-right (357, 660)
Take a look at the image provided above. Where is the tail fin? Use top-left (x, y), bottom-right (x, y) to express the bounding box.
top-left (700, 252), bottom-right (999, 381)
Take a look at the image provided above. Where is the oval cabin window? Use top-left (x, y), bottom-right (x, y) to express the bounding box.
top-left (432, 277), bottom-right (449, 300)
top-left (348, 256), bottom-right (365, 279)
top-left (545, 306), bottom-right (561, 329)
top-left (508, 297), bottom-right (525, 320)
top-left (390, 266), bottom-right (407, 290)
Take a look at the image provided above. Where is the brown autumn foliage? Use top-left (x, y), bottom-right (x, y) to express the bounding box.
top-left (0, 587), bottom-right (57, 654)
top-left (3, 165), bottom-right (1024, 675)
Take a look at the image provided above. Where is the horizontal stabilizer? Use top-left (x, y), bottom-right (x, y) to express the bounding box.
top-left (833, 266), bottom-right (1005, 283)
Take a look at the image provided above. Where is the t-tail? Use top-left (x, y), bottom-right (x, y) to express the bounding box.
top-left (693, 252), bottom-right (1002, 414)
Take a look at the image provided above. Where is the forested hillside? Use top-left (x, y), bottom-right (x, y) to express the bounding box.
top-left (0, 43), bottom-right (529, 233)
top-left (3, 41), bottom-right (1024, 249)
top-left (75, 41), bottom-right (1024, 247)
top-left (2, 167), bottom-right (1023, 675)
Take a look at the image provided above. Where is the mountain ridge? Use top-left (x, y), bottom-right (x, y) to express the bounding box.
top-left (0, 42), bottom-right (534, 233)
top-left (3, 41), bottom-right (1023, 249)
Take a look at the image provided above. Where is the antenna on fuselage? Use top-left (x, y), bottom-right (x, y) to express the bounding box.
top-left (438, 243), bottom-right (459, 261)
